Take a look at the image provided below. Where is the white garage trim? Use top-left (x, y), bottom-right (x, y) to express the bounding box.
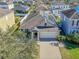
top-left (39, 32), bottom-right (58, 39)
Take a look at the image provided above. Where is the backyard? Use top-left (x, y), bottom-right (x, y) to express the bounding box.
top-left (60, 41), bottom-right (79, 59)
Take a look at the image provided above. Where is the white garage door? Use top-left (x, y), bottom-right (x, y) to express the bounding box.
top-left (40, 32), bottom-right (57, 38)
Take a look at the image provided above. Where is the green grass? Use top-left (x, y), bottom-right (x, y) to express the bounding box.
top-left (55, 16), bottom-right (61, 24)
top-left (60, 42), bottom-right (79, 59)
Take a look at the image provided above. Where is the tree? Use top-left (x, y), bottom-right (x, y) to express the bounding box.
top-left (0, 30), bottom-right (39, 59)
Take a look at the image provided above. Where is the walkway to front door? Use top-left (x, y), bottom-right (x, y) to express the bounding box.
top-left (38, 41), bottom-right (62, 59)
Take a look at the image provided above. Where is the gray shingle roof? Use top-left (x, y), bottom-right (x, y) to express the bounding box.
top-left (14, 5), bottom-right (29, 11)
top-left (20, 14), bottom-right (44, 29)
top-left (20, 12), bottom-right (57, 29)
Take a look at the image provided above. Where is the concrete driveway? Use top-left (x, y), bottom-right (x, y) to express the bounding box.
top-left (38, 41), bottom-right (62, 59)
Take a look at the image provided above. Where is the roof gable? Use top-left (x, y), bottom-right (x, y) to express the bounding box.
top-left (62, 6), bottom-right (79, 19)
top-left (62, 9), bottom-right (76, 18)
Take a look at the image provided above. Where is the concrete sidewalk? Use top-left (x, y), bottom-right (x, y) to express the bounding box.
top-left (39, 42), bottom-right (62, 59)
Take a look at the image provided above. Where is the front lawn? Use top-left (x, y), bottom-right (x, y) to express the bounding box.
top-left (60, 42), bottom-right (79, 59)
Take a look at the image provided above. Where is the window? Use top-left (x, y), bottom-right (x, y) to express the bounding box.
top-left (72, 30), bottom-right (75, 34)
top-left (76, 20), bottom-right (79, 26)
top-left (76, 31), bottom-right (79, 33)
top-left (72, 20), bottom-right (74, 26)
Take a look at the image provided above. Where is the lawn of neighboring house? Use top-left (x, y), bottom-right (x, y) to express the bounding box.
top-left (60, 41), bottom-right (79, 59)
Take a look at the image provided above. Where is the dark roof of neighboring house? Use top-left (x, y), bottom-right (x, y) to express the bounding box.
top-left (62, 9), bottom-right (76, 18)
top-left (14, 5), bottom-right (29, 11)
top-left (62, 7), bottom-right (79, 19)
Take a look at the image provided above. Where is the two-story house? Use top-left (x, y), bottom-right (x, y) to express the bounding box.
top-left (0, 0), bottom-right (15, 31)
top-left (51, 2), bottom-right (70, 16)
top-left (61, 6), bottom-right (79, 34)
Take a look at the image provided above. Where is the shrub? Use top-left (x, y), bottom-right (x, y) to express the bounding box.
top-left (67, 33), bottom-right (79, 44)
top-left (57, 35), bottom-right (66, 41)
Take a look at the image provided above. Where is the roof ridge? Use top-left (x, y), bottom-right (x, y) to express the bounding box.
top-left (70, 11), bottom-right (77, 19)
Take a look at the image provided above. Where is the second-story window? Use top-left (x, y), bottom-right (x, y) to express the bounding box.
top-left (76, 20), bottom-right (79, 26)
top-left (72, 20), bottom-right (74, 26)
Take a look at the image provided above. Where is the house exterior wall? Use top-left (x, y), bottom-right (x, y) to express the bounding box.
top-left (31, 27), bottom-right (59, 40)
top-left (52, 9), bottom-right (61, 16)
top-left (0, 11), bottom-right (15, 31)
top-left (0, 4), bottom-right (14, 9)
top-left (51, 4), bottom-right (70, 10)
top-left (61, 13), bottom-right (79, 34)
top-left (51, 4), bottom-right (70, 16)
top-left (70, 19), bottom-right (79, 33)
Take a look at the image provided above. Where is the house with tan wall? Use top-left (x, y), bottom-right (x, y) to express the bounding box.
top-left (0, 9), bottom-right (15, 31)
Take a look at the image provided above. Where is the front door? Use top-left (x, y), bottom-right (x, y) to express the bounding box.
top-left (34, 32), bottom-right (38, 40)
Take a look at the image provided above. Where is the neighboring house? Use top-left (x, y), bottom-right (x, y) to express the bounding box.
top-left (13, 0), bottom-right (33, 3)
top-left (52, 0), bottom-right (64, 3)
top-left (51, 3), bottom-right (70, 16)
top-left (0, 2), bottom-right (14, 9)
top-left (69, 0), bottom-right (79, 3)
top-left (24, 0), bottom-right (33, 2)
top-left (70, 2), bottom-right (79, 8)
top-left (0, 0), bottom-right (15, 31)
top-left (14, 4), bottom-right (29, 12)
top-left (61, 6), bottom-right (79, 34)
top-left (0, 0), bottom-right (12, 2)
top-left (13, 0), bottom-right (24, 2)
top-left (14, 4), bottom-right (29, 16)
top-left (13, 0), bottom-right (33, 2)
top-left (0, 0), bottom-right (14, 9)
top-left (0, 9), bottom-right (15, 31)
top-left (20, 11), bottom-right (59, 41)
